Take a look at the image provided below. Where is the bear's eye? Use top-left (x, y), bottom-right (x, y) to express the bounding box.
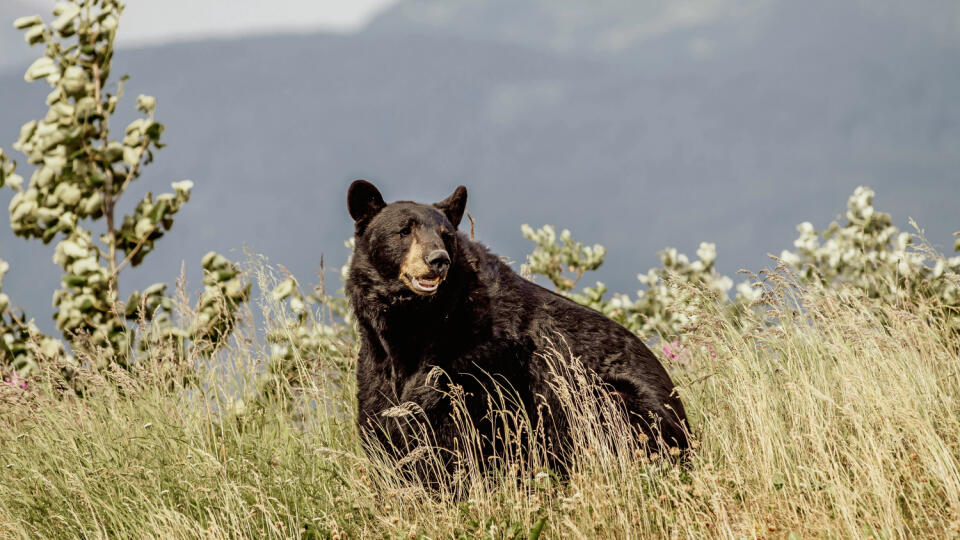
top-left (398, 225), bottom-right (412, 237)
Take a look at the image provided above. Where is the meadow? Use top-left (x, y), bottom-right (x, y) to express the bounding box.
top-left (1, 259), bottom-right (958, 539)
top-left (2, 2), bottom-right (959, 537)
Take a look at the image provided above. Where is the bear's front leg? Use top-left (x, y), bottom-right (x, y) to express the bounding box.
top-left (375, 367), bottom-right (494, 491)
top-left (394, 369), bottom-right (459, 454)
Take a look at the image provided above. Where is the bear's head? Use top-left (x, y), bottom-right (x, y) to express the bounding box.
top-left (347, 180), bottom-right (467, 297)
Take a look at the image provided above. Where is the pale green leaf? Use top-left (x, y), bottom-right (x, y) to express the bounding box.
top-left (24, 24), bottom-right (45, 45)
top-left (136, 94), bottom-right (156, 114)
top-left (13, 15), bottom-right (43, 29)
top-left (122, 145), bottom-right (140, 166)
top-left (24, 57), bottom-right (57, 82)
top-left (171, 180), bottom-right (193, 195)
top-left (51, 3), bottom-right (81, 32)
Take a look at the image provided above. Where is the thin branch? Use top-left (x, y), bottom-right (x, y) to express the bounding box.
top-left (92, 60), bottom-right (117, 279)
top-left (114, 223), bottom-right (157, 276)
top-left (2, 308), bottom-right (28, 331)
top-left (569, 267), bottom-right (586, 290)
top-left (115, 138), bottom-right (149, 196)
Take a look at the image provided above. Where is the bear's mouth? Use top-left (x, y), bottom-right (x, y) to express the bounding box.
top-left (405, 273), bottom-right (443, 295)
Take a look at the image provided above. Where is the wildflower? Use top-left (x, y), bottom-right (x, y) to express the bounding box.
top-left (661, 341), bottom-right (680, 360)
top-left (3, 373), bottom-right (28, 390)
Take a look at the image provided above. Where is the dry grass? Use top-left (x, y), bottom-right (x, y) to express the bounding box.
top-left (0, 262), bottom-right (958, 539)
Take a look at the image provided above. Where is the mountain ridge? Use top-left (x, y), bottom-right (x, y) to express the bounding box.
top-left (1, 1), bottom-right (958, 333)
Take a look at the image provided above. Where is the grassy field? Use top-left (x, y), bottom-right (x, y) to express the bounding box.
top-left (1, 264), bottom-right (958, 539)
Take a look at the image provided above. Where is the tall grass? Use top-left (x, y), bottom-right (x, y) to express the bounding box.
top-left (1, 261), bottom-right (958, 538)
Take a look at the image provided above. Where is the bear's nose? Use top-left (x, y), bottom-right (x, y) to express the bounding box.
top-left (425, 249), bottom-right (450, 274)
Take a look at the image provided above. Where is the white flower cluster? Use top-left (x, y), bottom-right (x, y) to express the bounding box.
top-left (522, 224), bottom-right (755, 340)
top-left (521, 224), bottom-right (605, 292)
top-left (522, 186), bottom-right (957, 341)
top-left (781, 186), bottom-right (960, 315)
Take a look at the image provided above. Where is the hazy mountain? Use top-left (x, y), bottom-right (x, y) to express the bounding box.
top-left (367, 0), bottom-right (771, 57)
top-left (369, 1), bottom-right (960, 62)
top-left (2, 0), bottom-right (959, 333)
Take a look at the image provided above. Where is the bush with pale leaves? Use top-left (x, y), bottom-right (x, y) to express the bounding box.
top-left (523, 187), bottom-right (957, 340)
top-left (1, 0), bottom-right (247, 376)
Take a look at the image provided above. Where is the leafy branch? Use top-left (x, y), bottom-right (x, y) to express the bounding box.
top-left (1, 0), bottom-right (248, 374)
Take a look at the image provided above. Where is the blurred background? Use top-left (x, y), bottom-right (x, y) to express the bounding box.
top-left (2, 0), bottom-right (959, 332)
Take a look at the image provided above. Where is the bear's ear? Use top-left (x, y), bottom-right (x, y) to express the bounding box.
top-left (435, 185), bottom-right (467, 229)
top-left (348, 180), bottom-right (386, 225)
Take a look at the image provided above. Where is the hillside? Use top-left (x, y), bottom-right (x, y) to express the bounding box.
top-left (1, 252), bottom-right (958, 537)
top-left (1, 0), bottom-right (959, 330)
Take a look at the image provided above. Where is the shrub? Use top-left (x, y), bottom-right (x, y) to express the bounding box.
top-left (522, 187), bottom-right (958, 341)
top-left (521, 224), bottom-right (756, 341)
top-left (780, 186), bottom-right (960, 332)
top-left (0, 0), bottom-right (248, 375)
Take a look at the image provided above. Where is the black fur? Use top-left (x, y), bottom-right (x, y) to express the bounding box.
top-left (346, 181), bottom-right (689, 476)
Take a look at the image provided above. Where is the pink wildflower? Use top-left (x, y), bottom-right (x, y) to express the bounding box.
top-left (662, 340), bottom-right (682, 360)
top-left (3, 373), bottom-right (28, 390)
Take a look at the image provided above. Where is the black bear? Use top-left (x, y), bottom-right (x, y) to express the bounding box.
top-left (346, 180), bottom-right (689, 475)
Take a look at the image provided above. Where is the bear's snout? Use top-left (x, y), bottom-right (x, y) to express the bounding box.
top-left (426, 249), bottom-right (450, 274)
top-left (399, 234), bottom-right (449, 295)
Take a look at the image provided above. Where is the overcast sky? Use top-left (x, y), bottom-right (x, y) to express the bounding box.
top-left (72, 0), bottom-right (400, 46)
